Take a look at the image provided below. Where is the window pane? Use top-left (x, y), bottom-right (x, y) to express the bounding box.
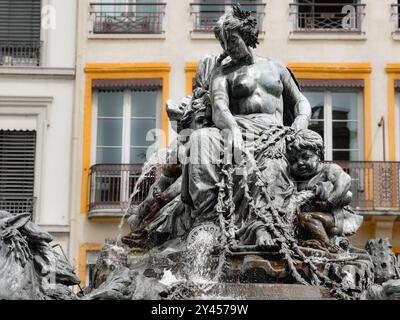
top-left (96, 147), bottom-right (122, 163)
top-left (98, 91), bottom-right (124, 117)
top-left (333, 150), bottom-right (359, 161)
top-left (199, 0), bottom-right (225, 28)
top-left (332, 91), bottom-right (358, 120)
top-left (131, 91), bottom-right (158, 118)
top-left (332, 121), bottom-right (358, 150)
top-left (130, 119), bottom-right (157, 147)
top-left (232, 0), bottom-right (257, 12)
top-left (97, 119), bottom-right (123, 146)
top-left (130, 148), bottom-right (148, 164)
top-left (100, 0), bottom-right (124, 13)
top-left (136, 0), bottom-right (159, 13)
top-left (303, 91), bottom-right (324, 120)
top-left (309, 120), bottom-right (324, 140)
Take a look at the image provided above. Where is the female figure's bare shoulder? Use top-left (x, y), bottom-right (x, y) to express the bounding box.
top-left (254, 56), bottom-right (288, 75)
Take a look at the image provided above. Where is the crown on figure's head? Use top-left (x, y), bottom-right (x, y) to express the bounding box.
top-left (232, 3), bottom-right (258, 30)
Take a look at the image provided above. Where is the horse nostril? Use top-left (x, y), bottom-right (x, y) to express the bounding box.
top-left (381, 262), bottom-right (387, 269)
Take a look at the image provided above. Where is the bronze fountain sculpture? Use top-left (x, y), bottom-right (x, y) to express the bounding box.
top-left (1, 4), bottom-right (399, 300)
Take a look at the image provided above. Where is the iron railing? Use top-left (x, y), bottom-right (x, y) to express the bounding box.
top-left (289, 2), bottom-right (366, 33)
top-left (190, 2), bottom-right (266, 33)
top-left (89, 2), bottom-right (166, 34)
top-left (391, 4), bottom-right (400, 33)
top-left (0, 41), bottom-right (42, 67)
top-left (89, 164), bottom-right (158, 212)
top-left (333, 161), bottom-right (400, 212)
top-left (0, 197), bottom-right (36, 216)
top-left (88, 161), bottom-right (400, 213)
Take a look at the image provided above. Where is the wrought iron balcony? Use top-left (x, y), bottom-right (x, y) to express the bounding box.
top-left (190, 2), bottom-right (266, 33)
top-left (0, 41), bottom-right (42, 67)
top-left (89, 2), bottom-right (166, 34)
top-left (334, 161), bottom-right (400, 213)
top-left (88, 164), bottom-right (158, 212)
top-left (391, 4), bottom-right (400, 33)
top-left (88, 161), bottom-right (400, 214)
top-left (289, 2), bottom-right (366, 33)
top-left (0, 196), bottom-right (36, 216)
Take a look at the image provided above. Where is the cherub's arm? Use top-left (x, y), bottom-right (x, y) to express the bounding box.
top-left (326, 164), bottom-right (352, 207)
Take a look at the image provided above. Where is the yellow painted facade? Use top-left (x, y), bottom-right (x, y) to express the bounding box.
top-left (78, 243), bottom-right (103, 288)
top-left (385, 64), bottom-right (400, 161)
top-left (80, 63), bottom-right (171, 214)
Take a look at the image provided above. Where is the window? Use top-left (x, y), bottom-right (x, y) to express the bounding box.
top-left (291, 0), bottom-right (365, 33)
top-left (302, 89), bottom-right (363, 161)
top-left (0, 130), bottom-right (36, 215)
top-left (89, 84), bottom-right (161, 212)
top-left (93, 89), bottom-right (160, 164)
top-left (85, 250), bottom-right (100, 287)
top-left (192, 0), bottom-right (265, 33)
top-left (398, 0), bottom-right (400, 31)
top-left (396, 90), bottom-right (400, 161)
top-left (395, 1), bottom-right (400, 32)
top-left (91, 0), bottom-right (165, 34)
top-left (0, 0), bottom-right (42, 66)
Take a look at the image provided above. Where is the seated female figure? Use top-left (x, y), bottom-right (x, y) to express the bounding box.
top-left (181, 5), bottom-right (312, 247)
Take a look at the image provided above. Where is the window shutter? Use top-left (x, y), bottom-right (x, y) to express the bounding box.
top-left (0, 0), bottom-right (42, 42)
top-left (0, 130), bottom-right (36, 215)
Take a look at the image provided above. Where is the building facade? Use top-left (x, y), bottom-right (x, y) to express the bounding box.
top-left (69, 0), bottom-right (400, 286)
top-left (0, 0), bottom-right (77, 253)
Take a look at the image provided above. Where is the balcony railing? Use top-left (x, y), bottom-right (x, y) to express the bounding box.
top-left (289, 2), bottom-right (366, 33)
top-left (89, 2), bottom-right (166, 34)
top-left (334, 161), bottom-right (400, 213)
top-left (88, 161), bottom-right (400, 214)
top-left (391, 4), bottom-right (400, 33)
top-left (0, 197), bottom-right (36, 216)
top-left (89, 164), bottom-right (158, 212)
top-left (190, 2), bottom-right (266, 33)
top-left (0, 41), bottom-right (42, 67)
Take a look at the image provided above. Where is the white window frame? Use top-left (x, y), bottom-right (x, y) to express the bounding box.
top-left (0, 96), bottom-right (52, 224)
top-left (304, 89), bottom-right (364, 161)
top-left (91, 89), bottom-right (161, 203)
top-left (86, 250), bottom-right (100, 287)
top-left (91, 89), bottom-right (161, 166)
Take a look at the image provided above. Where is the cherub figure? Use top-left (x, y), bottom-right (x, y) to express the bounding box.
top-left (286, 129), bottom-right (363, 252)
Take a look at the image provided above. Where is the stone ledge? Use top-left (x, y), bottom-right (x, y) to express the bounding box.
top-left (88, 209), bottom-right (125, 219)
top-left (356, 210), bottom-right (400, 217)
top-left (190, 31), bottom-right (265, 40)
top-left (289, 32), bottom-right (367, 41)
top-left (88, 33), bottom-right (166, 40)
top-left (0, 67), bottom-right (76, 79)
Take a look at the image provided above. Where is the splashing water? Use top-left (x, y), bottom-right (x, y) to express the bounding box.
top-left (116, 148), bottom-right (167, 243)
top-left (159, 269), bottom-right (181, 287)
top-left (187, 229), bottom-right (217, 285)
